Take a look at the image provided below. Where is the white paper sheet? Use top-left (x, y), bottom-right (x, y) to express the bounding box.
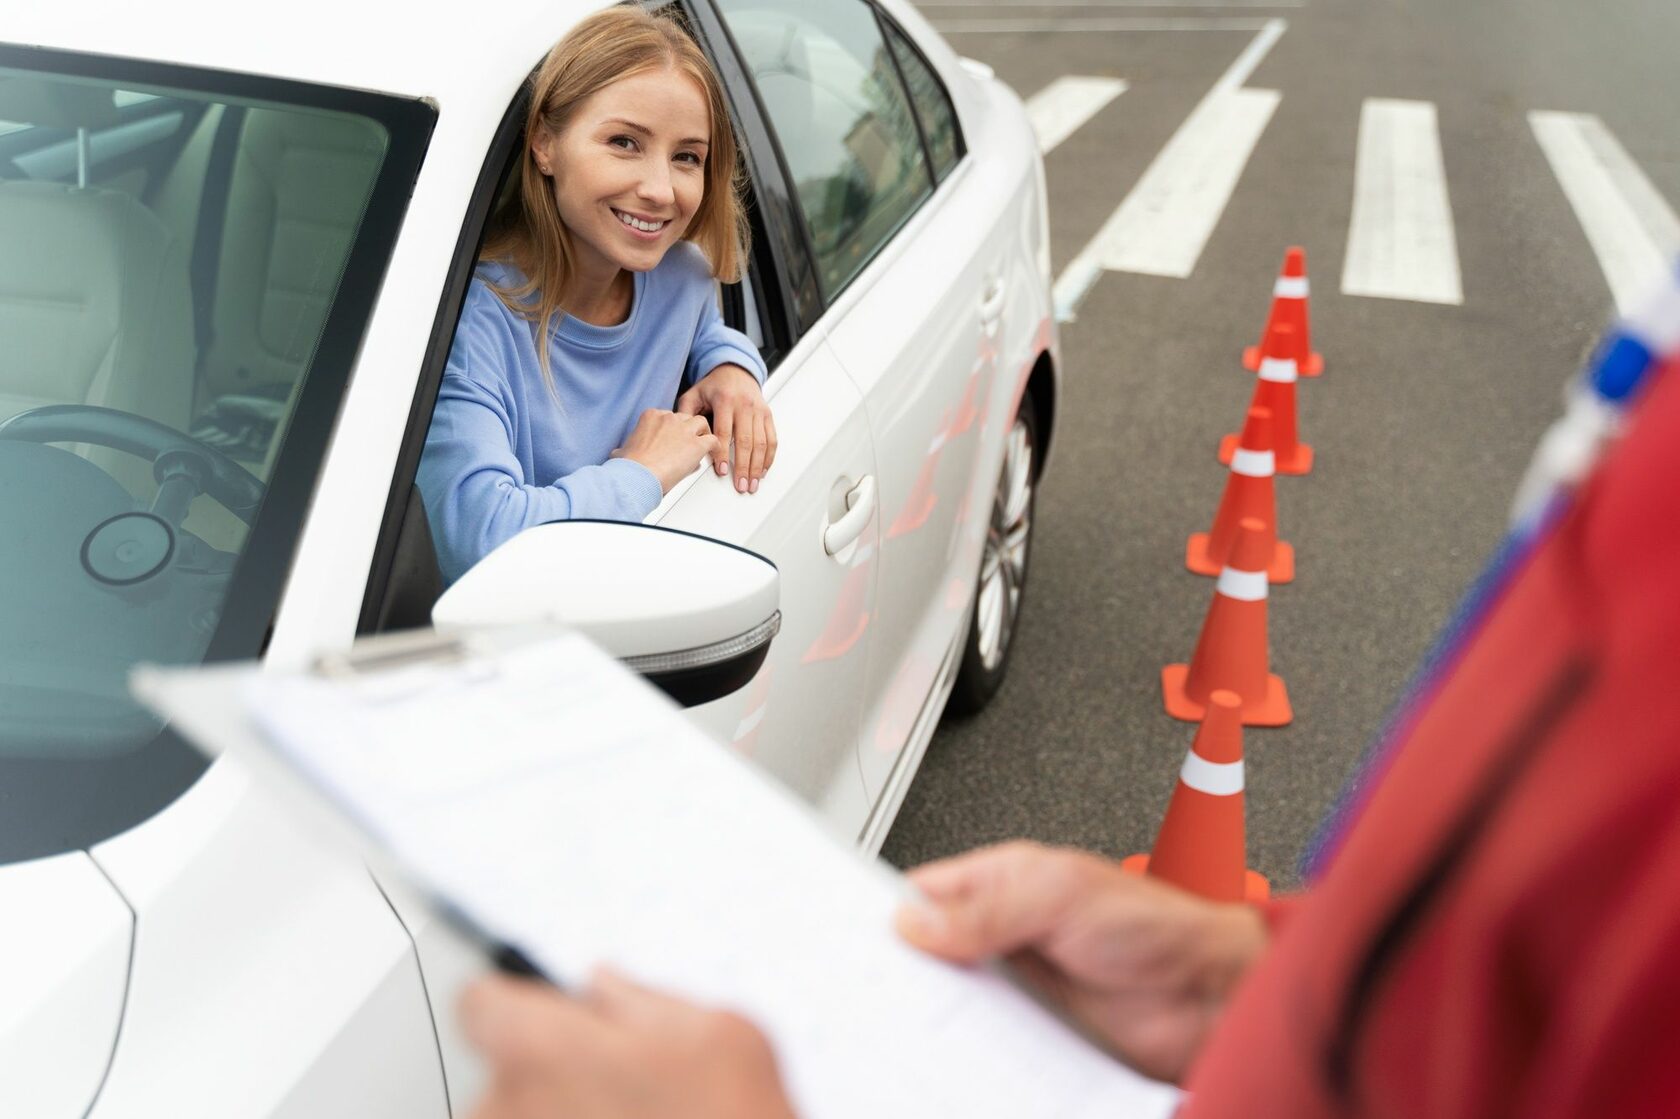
top-left (161, 631), bottom-right (1180, 1119)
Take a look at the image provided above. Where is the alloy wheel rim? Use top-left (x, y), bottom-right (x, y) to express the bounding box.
top-left (975, 415), bottom-right (1034, 672)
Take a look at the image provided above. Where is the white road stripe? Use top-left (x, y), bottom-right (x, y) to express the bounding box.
top-left (932, 17), bottom-right (1278, 33)
top-left (1530, 111), bottom-right (1680, 315)
top-left (1026, 76), bottom-right (1128, 155)
top-left (917, 0), bottom-right (1302, 7)
top-left (1341, 98), bottom-right (1463, 305)
top-left (1096, 89), bottom-right (1278, 278)
top-left (1051, 18), bottom-right (1284, 315)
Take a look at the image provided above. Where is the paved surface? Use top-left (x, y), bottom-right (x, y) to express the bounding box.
top-left (882, 0), bottom-right (1680, 886)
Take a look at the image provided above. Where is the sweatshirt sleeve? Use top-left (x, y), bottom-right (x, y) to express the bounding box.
top-left (417, 294), bottom-right (663, 585)
top-left (685, 284), bottom-right (768, 388)
top-left (1253, 893), bottom-right (1305, 937)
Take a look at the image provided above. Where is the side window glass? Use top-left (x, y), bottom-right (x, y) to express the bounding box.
top-left (881, 17), bottom-right (960, 182)
top-left (715, 0), bottom-right (932, 302)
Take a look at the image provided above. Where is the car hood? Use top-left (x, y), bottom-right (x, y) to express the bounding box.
top-left (0, 851), bottom-right (131, 1116)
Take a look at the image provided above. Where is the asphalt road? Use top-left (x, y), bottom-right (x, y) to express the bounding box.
top-left (881, 0), bottom-right (1680, 886)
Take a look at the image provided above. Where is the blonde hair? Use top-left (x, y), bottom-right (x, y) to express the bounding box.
top-left (480, 5), bottom-right (749, 388)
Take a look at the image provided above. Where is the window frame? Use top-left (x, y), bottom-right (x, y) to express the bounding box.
top-left (874, 6), bottom-right (966, 185)
top-left (685, 0), bottom-right (826, 332)
top-left (704, 0), bottom-right (952, 311)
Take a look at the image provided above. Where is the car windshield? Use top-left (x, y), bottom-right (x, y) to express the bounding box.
top-left (0, 49), bottom-right (432, 863)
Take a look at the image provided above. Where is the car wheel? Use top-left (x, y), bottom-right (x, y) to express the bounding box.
top-left (947, 392), bottom-right (1038, 716)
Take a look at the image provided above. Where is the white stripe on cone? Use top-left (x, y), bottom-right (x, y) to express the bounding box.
top-left (1259, 357), bottom-right (1299, 383)
top-left (1273, 276), bottom-right (1309, 299)
top-left (1180, 752), bottom-right (1245, 796)
top-left (1216, 566), bottom-right (1268, 602)
top-left (1229, 447), bottom-right (1276, 477)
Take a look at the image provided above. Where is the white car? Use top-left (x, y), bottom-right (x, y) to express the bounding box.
top-left (0, 0), bottom-right (1059, 1114)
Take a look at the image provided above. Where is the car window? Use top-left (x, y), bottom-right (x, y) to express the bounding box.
top-left (880, 15), bottom-right (961, 183)
top-left (714, 0), bottom-right (932, 302)
top-left (0, 51), bottom-right (431, 863)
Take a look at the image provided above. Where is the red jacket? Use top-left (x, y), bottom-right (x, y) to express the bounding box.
top-left (1182, 358), bottom-right (1680, 1117)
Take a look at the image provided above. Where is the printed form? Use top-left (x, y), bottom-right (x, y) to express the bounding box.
top-left (144, 631), bottom-right (1180, 1119)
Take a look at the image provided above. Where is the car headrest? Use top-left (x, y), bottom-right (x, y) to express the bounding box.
top-left (0, 77), bottom-right (119, 131)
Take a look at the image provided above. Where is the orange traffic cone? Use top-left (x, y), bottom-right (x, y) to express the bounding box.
top-left (1122, 690), bottom-right (1269, 902)
top-left (1162, 518), bottom-right (1291, 726)
top-left (1189, 407), bottom-right (1293, 583)
top-left (1243, 246), bottom-right (1323, 377)
top-left (1220, 321), bottom-right (1312, 476)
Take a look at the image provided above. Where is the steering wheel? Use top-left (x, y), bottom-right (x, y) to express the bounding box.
top-left (0, 404), bottom-right (266, 758)
top-left (0, 404), bottom-right (265, 524)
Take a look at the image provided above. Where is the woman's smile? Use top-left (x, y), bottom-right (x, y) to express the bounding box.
top-left (611, 207), bottom-right (670, 238)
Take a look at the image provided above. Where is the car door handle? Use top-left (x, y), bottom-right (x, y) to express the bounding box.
top-left (979, 274), bottom-right (1007, 323)
top-left (823, 475), bottom-right (877, 555)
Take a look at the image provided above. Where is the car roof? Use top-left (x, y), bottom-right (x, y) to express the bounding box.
top-left (5, 0), bottom-right (610, 104)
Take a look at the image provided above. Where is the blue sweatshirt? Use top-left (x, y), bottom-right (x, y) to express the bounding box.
top-left (417, 244), bottom-right (767, 584)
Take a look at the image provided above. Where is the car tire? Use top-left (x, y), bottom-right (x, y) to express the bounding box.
top-left (946, 391), bottom-right (1039, 717)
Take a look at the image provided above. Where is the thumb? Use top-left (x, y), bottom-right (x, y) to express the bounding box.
top-left (459, 975), bottom-right (602, 1070)
top-left (675, 385), bottom-right (705, 416)
top-left (588, 966), bottom-right (705, 1030)
top-left (896, 842), bottom-right (1091, 964)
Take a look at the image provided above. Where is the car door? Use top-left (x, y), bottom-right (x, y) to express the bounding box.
top-left (654, 1), bottom-right (879, 834)
top-left (654, 333), bottom-right (879, 832)
top-left (709, 0), bottom-right (1010, 810)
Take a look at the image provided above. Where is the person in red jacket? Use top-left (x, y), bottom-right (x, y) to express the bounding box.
top-left (459, 353), bottom-right (1680, 1117)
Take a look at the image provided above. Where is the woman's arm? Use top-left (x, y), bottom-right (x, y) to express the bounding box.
top-left (415, 288), bottom-right (666, 583)
top-left (685, 288), bottom-right (767, 388)
top-left (679, 291), bottom-right (775, 492)
top-left (417, 373), bottom-right (664, 583)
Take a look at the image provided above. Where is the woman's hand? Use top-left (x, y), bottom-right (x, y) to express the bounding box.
top-left (461, 969), bottom-right (799, 1119)
top-left (676, 364), bottom-right (777, 494)
top-left (614, 409), bottom-right (721, 493)
top-left (896, 841), bottom-right (1268, 1085)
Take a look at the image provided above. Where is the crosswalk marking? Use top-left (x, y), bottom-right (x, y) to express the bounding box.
top-left (1052, 18), bottom-right (1284, 316)
top-left (1091, 88), bottom-right (1278, 278)
top-left (917, 0), bottom-right (1303, 8)
top-left (1026, 77), bottom-right (1128, 155)
top-left (930, 17), bottom-right (1278, 33)
top-left (1529, 111), bottom-right (1680, 316)
top-left (1341, 98), bottom-right (1463, 305)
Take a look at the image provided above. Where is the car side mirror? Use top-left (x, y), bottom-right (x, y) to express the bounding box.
top-left (431, 521), bottom-right (779, 708)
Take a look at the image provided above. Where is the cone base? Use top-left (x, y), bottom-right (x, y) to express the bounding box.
top-left (1220, 433), bottom-right (1313, 475)
top-left (1162, 663), bottom-right (1293, 727)
top-left (1120, 853), bottom-right (1272, 902)
top-left (1186, 533), bottom-right (1294, 584)
top-left (1244, 345), bottom-right (1323, 377)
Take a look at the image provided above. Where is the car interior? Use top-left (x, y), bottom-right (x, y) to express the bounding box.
top-left (0, 74), bottom-right (386, 535)
top-left (0, 67), bottom-right (389, 758)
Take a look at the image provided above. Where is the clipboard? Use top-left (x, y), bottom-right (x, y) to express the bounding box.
top-left (132, 626), bottom-right (563, 980)
top-left (133, 625), bottom-right (1181, 1119)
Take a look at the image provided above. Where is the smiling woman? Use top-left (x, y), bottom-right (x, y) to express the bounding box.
top-left (416, 5), bottom-right (779, 585)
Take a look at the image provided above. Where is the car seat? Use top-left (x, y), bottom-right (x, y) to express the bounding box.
top-left (0, 79), bottom-right (194, 496)
top-left (190, 105), bottom-right (388, 464)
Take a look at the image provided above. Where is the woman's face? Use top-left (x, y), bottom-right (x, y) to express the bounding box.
top-left (535, 67), bottom-right (711, 283)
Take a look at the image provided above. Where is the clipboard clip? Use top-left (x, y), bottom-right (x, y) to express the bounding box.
top-left (308, 625), bottom-right (567, 703)
top-left (310, 628), bottom-right (509, 705)
top-left (313, 629), bottom-right (475, 679)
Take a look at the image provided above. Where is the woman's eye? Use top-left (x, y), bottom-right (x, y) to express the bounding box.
top-left (675, 151), bottom-right (703, 167)
top-left (608, 135), bottom-right (637, 152)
